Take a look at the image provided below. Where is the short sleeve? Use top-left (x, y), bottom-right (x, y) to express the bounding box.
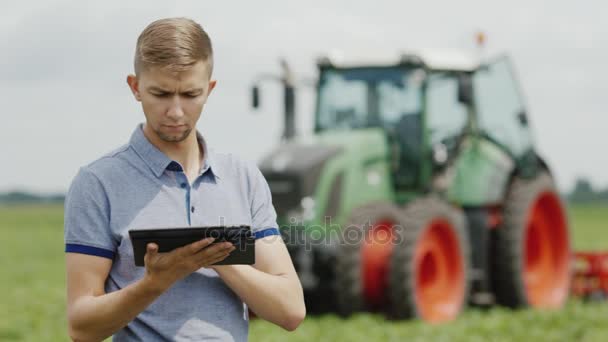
top-left (248, 164), bottom-right (280, 240)
top-left (64, 167), bottom-right (116, 259)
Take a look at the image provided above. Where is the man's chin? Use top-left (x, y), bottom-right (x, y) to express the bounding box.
top-left (157, 129), bottom-right (192, 143)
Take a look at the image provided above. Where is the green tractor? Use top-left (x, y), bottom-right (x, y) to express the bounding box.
top-left (252, 51), bottom-right (571, 322)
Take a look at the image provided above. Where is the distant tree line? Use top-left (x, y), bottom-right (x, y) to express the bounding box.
top-left (0, 177), bottom-right (606, 205)
top-left (0, 191), bottom-right (65, 204)
top-left (568, 178), bottom-right (608, 204)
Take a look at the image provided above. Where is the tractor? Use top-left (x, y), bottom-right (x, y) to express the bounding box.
top-left (251, 51), bottom-right (571, 322)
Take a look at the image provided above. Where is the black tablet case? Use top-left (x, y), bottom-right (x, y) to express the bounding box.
top-left (129, 225), bottom-right (254, 267)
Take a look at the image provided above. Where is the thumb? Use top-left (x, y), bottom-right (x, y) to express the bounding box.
top-left (146, 242), bottom-right (159, 258)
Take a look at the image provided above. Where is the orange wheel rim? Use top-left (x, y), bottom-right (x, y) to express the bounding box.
top-left (524, 191), bottom-right (570, 308)
top-left (361, 219), bottom-right (395, 308)
top-left (414, 219), bottom-right (464, 323)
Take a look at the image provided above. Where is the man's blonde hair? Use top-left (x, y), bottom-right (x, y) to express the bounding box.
top-left (134, 17), bottom-right (213, 76)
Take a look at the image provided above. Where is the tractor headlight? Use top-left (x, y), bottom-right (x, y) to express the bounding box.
top-left (301, 196), bottom-right (316, 221)
top-left (287, 196), bottom-right (316, 225)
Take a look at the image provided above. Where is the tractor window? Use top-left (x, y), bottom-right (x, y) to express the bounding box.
top-left (426, 73), bottom-right (468, 148)
top-left (316, 73), bottom-right (368, 130)
top-left (316, 67), bottom-right (423, 132)
top-left (473, 57), bottom-right (532, 157)
top-left (377, 77), bottom-right (422, 124)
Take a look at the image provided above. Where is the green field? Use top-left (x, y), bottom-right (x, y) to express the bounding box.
top-left (0, 204), bottom-right (607, 341)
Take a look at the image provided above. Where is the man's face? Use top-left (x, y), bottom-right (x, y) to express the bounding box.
top-left (127, 61), bottom-right (216, 143)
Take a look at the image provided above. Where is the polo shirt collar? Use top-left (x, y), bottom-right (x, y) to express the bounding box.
top-left (129, 123), bottom-right (220, 179)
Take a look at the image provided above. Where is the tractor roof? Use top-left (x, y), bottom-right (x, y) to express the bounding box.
top-left (317, 49), bottom-right (480, 72)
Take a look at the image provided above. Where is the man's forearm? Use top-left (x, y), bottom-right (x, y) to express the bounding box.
top-left (68, 277), bottom-right (164, 342)
top-left (213, 265), bottom-right (305, 331)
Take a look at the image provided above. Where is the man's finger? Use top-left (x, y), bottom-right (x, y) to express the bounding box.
top-left (147, 242), bottom-right (158, 254)
top-left (181, 237), bottom-right (215, 256)
top-left (195, 244), bottom-right (234, 265)
top-left (198, 241), bottom-right (233, 257)
top-left (200, 250), bottom-right (233, 268)
top-left (144, 243), bottom-right (159, 264)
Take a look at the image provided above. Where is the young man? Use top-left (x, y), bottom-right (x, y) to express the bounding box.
top-left (64, 17), bottom-right (305, 341)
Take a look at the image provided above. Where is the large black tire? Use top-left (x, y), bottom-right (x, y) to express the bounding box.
top-left (389, 196), bottom-right (471, 322)
top-left (492, 172), bottom-right (571, 308)
top-left (334, 201), bottom-right (405, 316)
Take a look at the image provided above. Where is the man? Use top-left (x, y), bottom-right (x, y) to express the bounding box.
top-left (64, 17), bottom-right (305, 341)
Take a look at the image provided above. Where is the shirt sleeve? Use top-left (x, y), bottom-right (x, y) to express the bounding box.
top-left (248, 163), bottom-right (280, 239)
top-left (64, 167), bottom-right (116, 259)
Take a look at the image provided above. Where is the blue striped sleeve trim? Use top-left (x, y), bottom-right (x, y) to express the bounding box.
top-left (65, 244), bottom-right (115, 259)
top-left (254, 228), bottom-right (280, 239)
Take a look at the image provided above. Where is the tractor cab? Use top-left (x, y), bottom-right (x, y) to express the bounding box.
top-left (314, 51), bottom-right (475, 191)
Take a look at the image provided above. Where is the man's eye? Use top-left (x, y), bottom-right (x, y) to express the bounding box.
top-left (185, 93), bottom-right (201, 98)
top-left (152, 93), bottom-right (169, 97)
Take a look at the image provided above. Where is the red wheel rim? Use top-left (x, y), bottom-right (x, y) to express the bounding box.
top-left (413, 219), bottom-right (465, 323)
top-left (361, 219), bottom-right (395, 308)
top-left (523, 191), bottom-right (570, 308)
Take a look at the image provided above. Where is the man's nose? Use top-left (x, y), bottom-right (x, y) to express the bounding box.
top-left (166, 95), bottom-right (185, 119)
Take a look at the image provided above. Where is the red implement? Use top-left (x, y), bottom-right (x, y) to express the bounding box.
top-left (571, 252), bottom-right (608, 299)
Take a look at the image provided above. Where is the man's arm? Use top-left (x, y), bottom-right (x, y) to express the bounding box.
top-left (212, 235), bottom-right (306, 331)
top-left (66, 253), bottom-right (162, 342)
top-left (66, 238), bottom-right (234, 342)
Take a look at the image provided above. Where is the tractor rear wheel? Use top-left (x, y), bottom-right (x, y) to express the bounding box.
top-left (492, 172), bottom-right (571, 308)
top-left (334, 202), bottom-right (404, 316)
top-left (389, 196), bottom-right (470, 323)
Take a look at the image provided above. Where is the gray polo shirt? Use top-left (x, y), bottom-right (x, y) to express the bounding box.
top-left (64, 124), bottom-right (279, 341)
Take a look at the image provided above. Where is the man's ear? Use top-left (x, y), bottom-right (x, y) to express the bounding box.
top-left (126, 74), bottom-right (141, 101)
top-left (207, 79), bottom-right (217, 96)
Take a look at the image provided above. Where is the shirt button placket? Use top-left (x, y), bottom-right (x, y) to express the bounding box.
top-left (179, 177), bottom-right (192, 225)
top-left (190, 186), bottom-right (197, 225)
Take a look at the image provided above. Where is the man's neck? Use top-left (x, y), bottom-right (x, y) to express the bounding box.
top-left (143, 125), bottom-right (203, 179)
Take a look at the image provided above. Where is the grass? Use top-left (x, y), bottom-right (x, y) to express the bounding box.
top-left (0, 203), bottom-right (606, 341)
top-left (568, 204), bottom-right (608, 251)
top-left (250, 301), bottom-right (608, 342)
top-left (0, 205), bottom-right (67, 341)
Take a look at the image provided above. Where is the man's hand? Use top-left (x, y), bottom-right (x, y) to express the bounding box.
top-left (143, 238), bottom-right (235, 293)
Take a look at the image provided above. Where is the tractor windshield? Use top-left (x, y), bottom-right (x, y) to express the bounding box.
top-left (315, 67), bottom-right (423, 132)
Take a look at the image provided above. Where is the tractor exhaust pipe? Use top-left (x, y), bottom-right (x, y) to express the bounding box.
top-left (251, 58), bottom-right (297, 141)
top-left (281, 59), bottom-right (296, 140)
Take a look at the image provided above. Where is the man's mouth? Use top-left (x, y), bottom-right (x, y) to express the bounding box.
top-left (163, 124), bottom-right (187, 130)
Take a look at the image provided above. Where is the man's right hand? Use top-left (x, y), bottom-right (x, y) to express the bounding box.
top-left (142, 238), bottom-right (235, 293)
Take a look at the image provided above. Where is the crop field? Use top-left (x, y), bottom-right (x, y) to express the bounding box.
top-left (0, 204), bottom-right (606, 341)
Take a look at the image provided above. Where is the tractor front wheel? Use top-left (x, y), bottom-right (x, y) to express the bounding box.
top-left (334, 202), bottom-right (404, 316)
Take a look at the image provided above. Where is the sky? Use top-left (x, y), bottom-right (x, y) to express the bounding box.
top-left (1, 0), bottom-right (606, 194)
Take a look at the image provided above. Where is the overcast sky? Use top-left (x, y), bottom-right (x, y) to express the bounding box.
top-left (1, 0), bottom-right (606, 194)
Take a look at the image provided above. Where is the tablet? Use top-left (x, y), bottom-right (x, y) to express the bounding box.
top-left (129, 225), bottom-right (254, 267)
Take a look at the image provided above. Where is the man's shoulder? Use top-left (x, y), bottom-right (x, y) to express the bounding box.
top-left (81, 143), bottom-right (133, 178)
top-left (211, 150), bottom-right (261, 179)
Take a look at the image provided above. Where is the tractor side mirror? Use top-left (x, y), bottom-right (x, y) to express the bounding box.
top-left (457, 75), bottom-right (473, 106)
top-left (252, 85), bottom-right (260, 109)
top-left (517, 110), bottom-right (529, 127)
